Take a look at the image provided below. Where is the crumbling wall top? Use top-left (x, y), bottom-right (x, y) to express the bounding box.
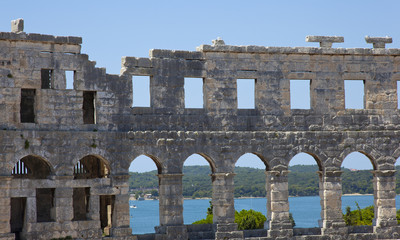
top-left (0, 32), bottom-right (82, 45)
top-left (0, 18), bottom-right (82, 45)
top-left (196, 44), bottom-right (400, 56)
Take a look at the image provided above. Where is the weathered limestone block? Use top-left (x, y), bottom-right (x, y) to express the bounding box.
top-left (306, 35), bottom-right (344, 48)
top-left (365, 36), bottom-right (392, 48)
top-left (11, 19), bottom-right (24, 33)
top-left (158, 174), bottom-right (184, 226)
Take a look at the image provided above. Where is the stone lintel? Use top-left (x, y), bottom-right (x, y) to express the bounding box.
top-left (365, 36), bottom-right (392, 48)
top-left (306, 35), bottom-right (344, 48)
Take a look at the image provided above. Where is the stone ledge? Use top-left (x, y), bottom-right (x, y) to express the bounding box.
top-left (197, 44), bottom-right (400, 56)
top-left (0, 32), bottom-right (82, 45)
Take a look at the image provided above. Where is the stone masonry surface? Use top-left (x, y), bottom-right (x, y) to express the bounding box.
top-left (1, 19), bottom-right (400, 239)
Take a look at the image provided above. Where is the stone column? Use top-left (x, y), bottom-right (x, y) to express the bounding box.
top-left (156, 173), bottom-right (187, 240)
top-left (110, 174), bottom-right (133, 237)
top-left (211, 172), bottom-right (243, 240)
top-left (320, 170), bottom-right (346, 236)
top-left (266, 170), bottom-right (293, 239)
top-left (372, 170), bottom-right (398, 239)
top-left (0, 176), bottom-right (14, 240)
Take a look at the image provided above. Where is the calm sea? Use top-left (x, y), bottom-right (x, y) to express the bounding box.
top-left (129, 195), bottom-right (400, 234)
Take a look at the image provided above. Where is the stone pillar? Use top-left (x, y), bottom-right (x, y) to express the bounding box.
top-left (320, 170), bottom-right (347, 236)
top-left (110, 174), bottom-right (133, 237)
top-left (0, 176), bottom-right (14, 240)
top-left (266, 170), bottom-right (293, 239)
top-left (54, 187), bottom-right (73, 222)
top-left (372, 170), bottom-right (398, 239)
top-left (22, 196), bottom-right (36, 237)
top-left (211, 172), bottom-right (243, 240)
top-left (156, 173), bottom-right (187, 240)
top-left (87, 194), bottom-right (100, 221)
top-left (265, 171), bottom-right (271, 229)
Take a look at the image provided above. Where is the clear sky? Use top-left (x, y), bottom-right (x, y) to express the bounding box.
top-left (2, 0), bottom-right (400, 172)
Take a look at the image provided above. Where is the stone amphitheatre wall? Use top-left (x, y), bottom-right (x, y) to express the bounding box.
top-left (0, 19), bottom-right (400, 239)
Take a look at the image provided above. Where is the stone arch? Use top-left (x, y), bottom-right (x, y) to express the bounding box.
top-left (181, 152), bottom-right (217, 174)
top-left (74, 154), bottom-right (111, 179)
top-left (339, 145), bottom-right (379, 170)
top-left (287, 145), bottom-right (326, 171)
top-left (390, 146), bottom-right (400, 169)
top-left (287, 150), bottom-right (323, 229)
top-left (12, 154), bottom-right (53, 179)
top-left (233, 151), bottom-right (269, 171)
top-left (130, 153), bottom-right (163, 174)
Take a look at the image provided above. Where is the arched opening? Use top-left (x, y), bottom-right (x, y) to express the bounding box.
top-left (183, 153), bottom-right (214, 226)
top-left (74, 155), bottom-right (110, 179)
top-left (12, 155), bottom-right (52, 179)
top-left (341, 152), bottom-right (374, 230)
top-left (234, 153), bottom-right (269, 231)
top-left (73, 155), bottom-right (111, 228)
top-left (11, 155), bottom-right (54, 239)
top-left (129, 154), bottom-right (161, 235)
top-left (288, 152), bottom-right (321, 229)
top-left (71, 155), bottom-right (110, 227)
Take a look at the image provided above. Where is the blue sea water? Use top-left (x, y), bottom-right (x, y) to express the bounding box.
top-left (129, 195), bottom-right (399, 234)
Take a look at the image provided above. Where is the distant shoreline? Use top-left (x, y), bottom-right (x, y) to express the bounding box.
top-left (131, 194), bottom-right (374, 201)
top-left (342, 193), bottom-right (373, 196)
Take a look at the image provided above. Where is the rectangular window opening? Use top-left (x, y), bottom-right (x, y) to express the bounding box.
top-left (11, 197), bottom-right (26, 238)
top-left (73, 187), bottom-right (90, 221)
top-left (290, 80), bottom-right (311, 109)
top-left (184, 77), bottom-right (204, 108)
top-left (132, 76), bottom-right (150, 107)
top-left (66, 71), bottom-right (75, 90)
top-left (36, 188), bottom-right (55, 222)
top-left (345, 80), bottom-right (365, 109)
top-left (100, 195), bottom-right (115, 236)
top-left (41, 69), bottom-right (53, 89)
top-left (83, 91), bottom-right (96, 124)
top-left (20, 89), bottom-right (35, 123)
top-left (237, 79), bottom-right (255, 109)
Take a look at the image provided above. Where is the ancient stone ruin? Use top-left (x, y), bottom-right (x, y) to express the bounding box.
top-left (0, 18), bottom-right (400, 239)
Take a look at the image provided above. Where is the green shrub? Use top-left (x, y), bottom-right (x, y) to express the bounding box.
top-left (193, 202), bottom-right (267, 230)
top-left (192, 214), bottom-right (213, 224)
top-left (235, 209), bottom-right (266, 230)
top-left (343, 202), bottom-right (374, 226)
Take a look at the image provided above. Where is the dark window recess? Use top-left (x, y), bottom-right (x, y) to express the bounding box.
top-left (11, 197), bottom-right (26, 240)
top-left (73, 187), bottom-right (90, 221)
top-left (20, 89), bottom-right (35, 123)
top-left (100, 195), bottom-right (115, 236)
top-left (83, 91), bottom-right (96, 124)
top-left (41, 69), bottom-right (53, 89)
top-left (36, 188), bottom-right (55, 222)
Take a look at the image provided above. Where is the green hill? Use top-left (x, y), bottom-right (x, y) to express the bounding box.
top-left (129, 165), bottom-right (400, 198)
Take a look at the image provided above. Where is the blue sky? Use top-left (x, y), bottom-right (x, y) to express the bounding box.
top-left (2, 0), bottom-right (400, 172)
